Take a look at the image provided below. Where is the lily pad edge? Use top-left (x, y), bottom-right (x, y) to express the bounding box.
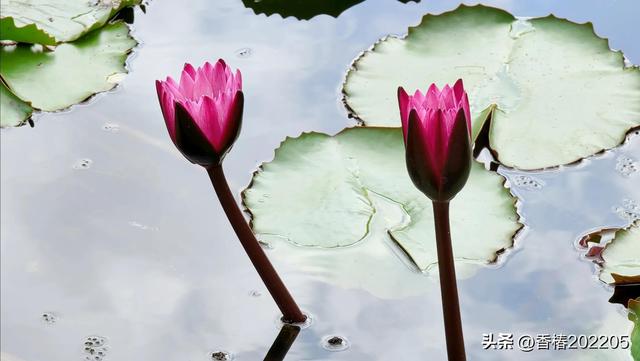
top-left (241, 126), bottom-right (525, 272)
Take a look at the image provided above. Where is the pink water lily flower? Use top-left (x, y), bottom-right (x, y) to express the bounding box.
top-left (398, 79), bottom-right (472, 201)
top-left (156, 59), bottom-right (243, 166)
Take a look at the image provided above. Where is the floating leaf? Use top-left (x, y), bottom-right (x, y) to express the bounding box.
top-left (0, 0), bottom-right (140, 44)
top-left (600, 223), bottom-right (640, 284)
top-left (0, 81), bottom-right (32, 127)
top-left (342, 5), bottom-right (640, 170)
top-left (0, 22), bottom-right (136, 116)
top-left (241, 0), bottom-right (419, 20)
top-left (243, 127), bottom-right (521, 281)
top-left (629, 299), bottom-right (640, 360)
top-left (0, 17), bottom-right (56, 45)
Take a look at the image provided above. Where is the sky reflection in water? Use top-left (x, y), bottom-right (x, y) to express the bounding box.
top-left (1, 0), bottom-right (639, 360)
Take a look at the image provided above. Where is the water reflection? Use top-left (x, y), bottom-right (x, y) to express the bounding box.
top-left (263, 324), bottom-right (300, 360)
top-left (1, 0), bottom-right (639, 360)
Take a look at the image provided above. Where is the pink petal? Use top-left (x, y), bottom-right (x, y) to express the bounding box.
top-left (234, 69), bottom-right (243, 90)
top-left (218, 91), bottom-right (243, 152)
top-left (156, 80), bottom-right (177, 141)
top-left (179, 70), bottom-right (196, 100)
top-left (199, 96), bottom-right (223, 150)
top-left (426, 83), bottom-right (440, 110)
top-left (397, 87), bottom-right (411, 139)
top-left (425, 109), bottom-right (444, 179)
top-left (459, 93), bottom-right (471, 133)
top-left (452, 79), bottom-right (465, 103)
top-left (440, 85), bottom-right (455, 109)
top-left (183, 63), bottom-right (197, 80)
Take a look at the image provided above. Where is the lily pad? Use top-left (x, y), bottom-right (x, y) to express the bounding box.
top-left (600, 222), bottom-right (640, 284)
top-left (241, 0), bottom-right (419, 20)
top-left (0, 21), bottom-right (136, 115)
top-left (0, 0), bottom-right (140, 44)
top-left (0, 82), bottom-right (32, 127)
top-left (630, 299), bottom-right (640, 360)
top-left (342, 5), bottom-right (640, 170)
top-left (243, 127), bottom-right (521, 276)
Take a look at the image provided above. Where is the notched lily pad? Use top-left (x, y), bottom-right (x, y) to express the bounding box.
top-left (342, 5), bottom-right (640, 170)
top-left (0, 0), bottom-right (141, 44)
top-left (243, 127), bottom-right (521, 283)
top-left (600, 222), bottom-right (640, 284)
top-left (0, 21), bottom-right (136, 125)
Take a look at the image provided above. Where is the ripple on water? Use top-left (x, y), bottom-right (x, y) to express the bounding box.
top-left (209, 351), bottom-right (233, 360)
top-left (321, 335), bottom-right (350, 352)
top-left (615, 156), bottom-right (638, 177)
top-left (41, 312), bottom-right (57, 324)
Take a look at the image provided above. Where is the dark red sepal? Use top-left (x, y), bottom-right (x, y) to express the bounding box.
top-left (439, 108), bottom-right (472, 201)
top-left (405, 109), bottom-right (440, 200)
top-left (174, 102), bottom-right (220, 167)
top-left (217, 91), bottom-right (244, 161)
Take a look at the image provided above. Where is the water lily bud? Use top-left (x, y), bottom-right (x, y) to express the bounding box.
top-left (156, 59), bottom-right (243, 166)
top-left (398, 79), bottom-right (472, 201)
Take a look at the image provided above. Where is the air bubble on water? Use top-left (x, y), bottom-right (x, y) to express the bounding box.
top-left (512, 175), bottom-right (544, 190)
top-left (210, 351), bottom-right (233, 360)
top-left (321, 335), bottom-right (350, 352)
top-left (279, 312), bottom-right (313, 329)
top-left (615, 156), bottom-right (638, 176)
top-left (73, 159), bottom-right (93, 170)
top-left (509, 18), bottom-right (535, 39)
top-left (614, 199), bottom-right (640, 222)
top-left (83, 335), bottom-right (108, 360)
top-left (41, 312), bottom-right (57, 324)
top-left (235, 48), bottom-right (252, 58)
top-left (102, 122), bottom-right (120, 132)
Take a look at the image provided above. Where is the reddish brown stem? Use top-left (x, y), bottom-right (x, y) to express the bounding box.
top-left (207, 165), bottom-right (306, 323)
top-left (432, 200), bottom-right (466, 361)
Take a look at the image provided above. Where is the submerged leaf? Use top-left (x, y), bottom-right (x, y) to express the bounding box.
top-left (343, 5), bottom-right (640, 170)
top-left (243, 127), bottom-right (521, 293)
top-left (0, 22), bottom-right (136, 116)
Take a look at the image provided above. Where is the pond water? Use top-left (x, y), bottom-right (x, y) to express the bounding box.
top-left (1, 0), bottom-right (639, 360)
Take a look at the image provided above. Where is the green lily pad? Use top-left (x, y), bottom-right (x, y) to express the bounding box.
top-left (600, 223), bottom-right (640, 284)
top-left (0, 0), bottom-right (140, 44)
top-left (1, 82), bottom-right (32, 127)
top-left (630, 299), bottom-right (640, 360)
top-left (243, 127), bottom-right (521, 279)
top-left (0, 21), bottom-right (136, 114)
top-left (342, 5), bottom-right (640, 170)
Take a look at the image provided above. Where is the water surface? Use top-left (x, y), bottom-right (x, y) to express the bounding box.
top-left (1, 0), bottom-right (639, 360)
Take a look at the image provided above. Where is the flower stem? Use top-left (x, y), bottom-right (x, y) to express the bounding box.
top-left (264, 324), bottom-right (301, 361)
top-left (432, 200), bottom-right (466, 361)
top-left (207, 165), bottom-right (306, 323)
